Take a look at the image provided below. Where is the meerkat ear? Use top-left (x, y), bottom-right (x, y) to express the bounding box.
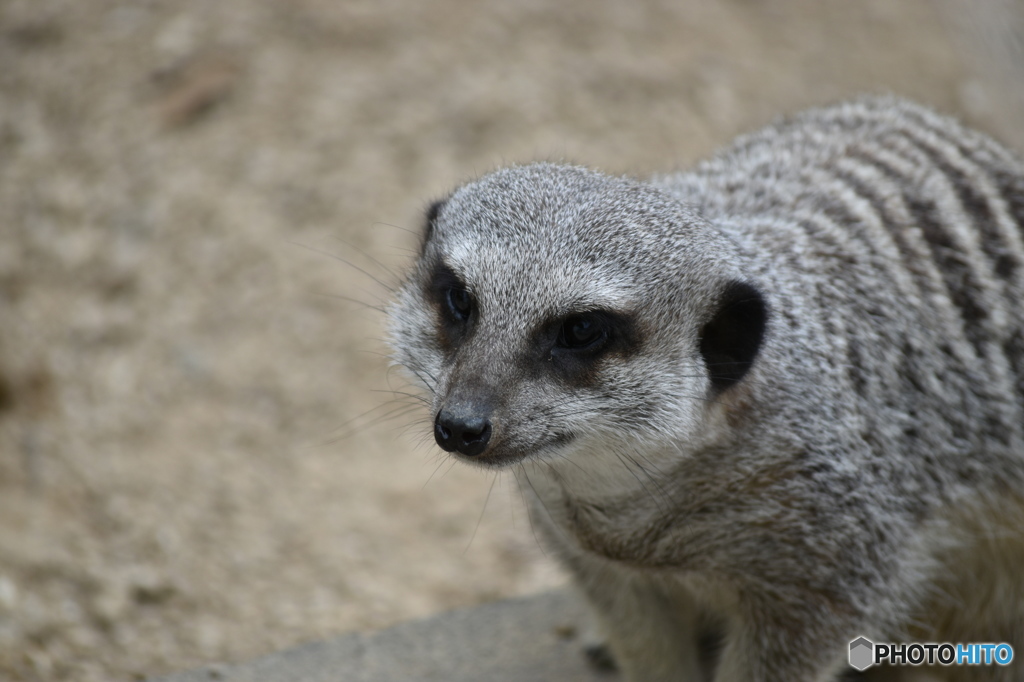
top-left (699, 281), bottom-right (768, 392)
top-left (421, 199), bottom-right (447, 253)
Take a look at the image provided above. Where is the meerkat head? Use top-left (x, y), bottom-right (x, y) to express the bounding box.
top-left (388, 163), bottom-right (767, 472)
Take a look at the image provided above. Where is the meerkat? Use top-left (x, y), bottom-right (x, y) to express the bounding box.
top-left (386, 97), bottom-right (1024, 682)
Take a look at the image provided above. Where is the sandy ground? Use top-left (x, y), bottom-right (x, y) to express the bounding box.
top-left (0, 0), bottom-right (1022, 680)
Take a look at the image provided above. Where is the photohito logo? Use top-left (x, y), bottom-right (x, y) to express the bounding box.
top-left (849, 636), bottom-right (1014, 671)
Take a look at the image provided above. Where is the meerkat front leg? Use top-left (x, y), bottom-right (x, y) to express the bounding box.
top-left (709, 599), bottom-right (855, 682)
top-left (572, 560), bottom-right (707, 682)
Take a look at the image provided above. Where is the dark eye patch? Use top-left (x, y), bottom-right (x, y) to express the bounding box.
top-left (426, 261), bottom-right (475, 350)
top-left (545, 309), bottom-right (640, 383)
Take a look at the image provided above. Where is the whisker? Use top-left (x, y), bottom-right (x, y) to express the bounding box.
top-left (288, 240), bottom-right (397, 294)
top-left (310, 291), bottom-right (387, 313)
top-left (464, 474), bottom-right (498, 554)
top-left (328, 234), bottom-right (402, 281)
top-left (423, 455), bottom-right (451, 488)
top-left (370, 388), bottom-right (430, 404)
top-left (373, 220), bottom-right (419, 236)
top-left (513, 466), bottom-right (552, 557)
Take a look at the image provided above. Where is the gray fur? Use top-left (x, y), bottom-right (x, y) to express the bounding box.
top-left (386, 97), bottom-right (1024, 681)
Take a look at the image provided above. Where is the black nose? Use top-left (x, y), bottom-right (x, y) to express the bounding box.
top-left (434, 410), bottom-right (492, 457)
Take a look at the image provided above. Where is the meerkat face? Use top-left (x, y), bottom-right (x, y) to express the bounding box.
top-left (388, 164), bottom-right (767, 474)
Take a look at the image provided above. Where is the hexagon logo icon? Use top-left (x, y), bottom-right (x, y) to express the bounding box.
top-left (849, 636), bottom-right (874, 671)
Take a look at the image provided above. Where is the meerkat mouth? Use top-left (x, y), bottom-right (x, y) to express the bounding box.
top-left (443, 430), bottom-right (577, 469)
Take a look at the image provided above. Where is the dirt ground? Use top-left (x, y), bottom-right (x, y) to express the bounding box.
top-left (0, 0), bottom-right (1022, 680)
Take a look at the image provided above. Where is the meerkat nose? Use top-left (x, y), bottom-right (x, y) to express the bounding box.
top-left (434, 409), bottom-right (492, 457)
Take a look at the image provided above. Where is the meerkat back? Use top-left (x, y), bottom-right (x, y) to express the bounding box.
top-left (387, 97), bottom-right (1024, 682)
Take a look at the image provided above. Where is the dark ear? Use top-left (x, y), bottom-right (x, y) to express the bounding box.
top-left (421, 199), bottom-right (447, 254)
top-left (699, 281), bottom-right (768, 393)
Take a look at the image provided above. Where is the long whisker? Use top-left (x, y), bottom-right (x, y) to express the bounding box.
top-left (311, 291), bottom-right (387, 313)
top-left (513, 466), bottom-right (552, 557)
top-left (288, 240), bottom-right (397, 294)
top-left (373, 220), bottom-right (419, 236)
top-left (464, 474), bottom-right (499, 554)
top-left (328, 234), bottom-right (403, 282)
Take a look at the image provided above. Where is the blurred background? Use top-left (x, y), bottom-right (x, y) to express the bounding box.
top-left (0, 0), bottom-right (1021, 680)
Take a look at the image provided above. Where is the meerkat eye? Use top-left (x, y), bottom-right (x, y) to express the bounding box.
top-left (557, 314), bottom-right (608, 350)
top-left (445, 286), bottom-right (473, 322)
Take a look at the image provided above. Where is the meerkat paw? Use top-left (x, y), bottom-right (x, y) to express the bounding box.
top-left (582, 639), bottom-right (619, 672)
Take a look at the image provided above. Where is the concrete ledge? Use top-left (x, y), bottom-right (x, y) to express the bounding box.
top-left (153, 589), bottom-right (620, 682)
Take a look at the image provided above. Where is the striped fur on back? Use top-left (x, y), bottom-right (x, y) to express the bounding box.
top-left (661, 98), bottom-right (1024, 485)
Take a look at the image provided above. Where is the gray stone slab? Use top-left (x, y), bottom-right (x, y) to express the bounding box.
top-left (153, 589), bottom-right (620, 682)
